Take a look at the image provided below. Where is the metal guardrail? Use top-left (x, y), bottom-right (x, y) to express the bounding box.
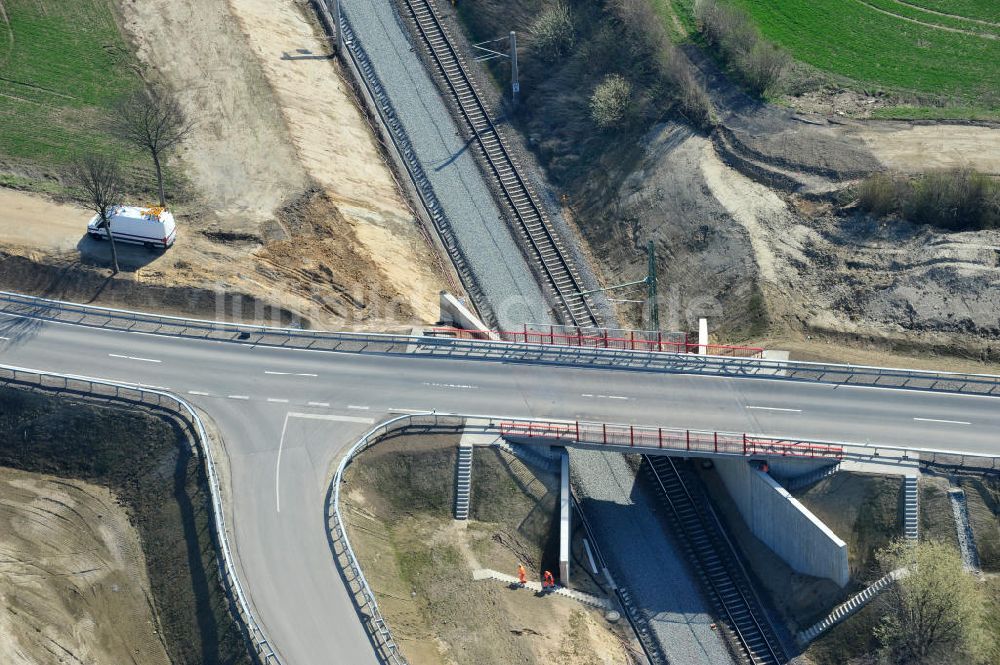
top-left (0, 364), bottom-right (281, 665)
top-left (2, 290), bottom-right (1000, 397)
top-left (500, 420), bottom-right (845, 460)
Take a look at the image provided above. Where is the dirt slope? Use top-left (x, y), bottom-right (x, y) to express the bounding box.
top-left (0, 467), bottom-right (170, 665)
top-left (0, 0), bottom-right (454, 328)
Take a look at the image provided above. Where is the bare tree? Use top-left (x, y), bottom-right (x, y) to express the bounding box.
top-left (111, 89), bottom-right (191, 207)
top-left (72, 154), bottom-right (124, 274)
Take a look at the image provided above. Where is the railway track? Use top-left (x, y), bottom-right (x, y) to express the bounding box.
top-left (644, 456), bottom-right (787, 665)
top-left (398, 0), bottom-right (600, 327)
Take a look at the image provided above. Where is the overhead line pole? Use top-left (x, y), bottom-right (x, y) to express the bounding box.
top-left (509, 31), bottom-right (519, 110)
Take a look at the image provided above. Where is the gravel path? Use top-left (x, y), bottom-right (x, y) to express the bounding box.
top-left (339, 0), bottom-right (551, 328)
top-left (570, 449), bottom-right (736, 665)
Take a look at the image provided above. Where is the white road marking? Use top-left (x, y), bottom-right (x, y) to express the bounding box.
top-left (0, 336), bottom-right (9, 340)
top-left (422, 382), bottom-right (477, 389)
top-left (264, 370), bottom-right (318, 377)
top-left (581, 393), bottom-right (593, 397)
top-left (389, 407), bottom-right (428, 414)
top-left (746, 406), bottom-right (802, 413)
top-left (307, 401), bottom-right (331, 407)
top-left (607, 395), bottom-right (628, 400)
top-left (228, 395), bottom-right (250, 400)
top-left (108, 353), bottom-right (161, 363)
top-left (276, 413), bottom-right (291, 513)
top-left (581, 394), bottom-right (629, 400)
top-left (913, 417), bottom-right (970, 425)
top-left (267, 398), bottom-right (289, 404)
top-left (188, 390), bottom-right (210, 396)
top-left (135, 382), bottom-right (171, 390)
top-left (287, 412), bottom-right (375, 424)
top-left (347, 405), bottom-right (370, 410)
top-left (275, 410), bottom-right (378, 510)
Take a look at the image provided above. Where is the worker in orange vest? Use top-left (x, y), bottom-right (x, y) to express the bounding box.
top-left (542, 570), bottom-right (555, 591)
top-left (517, 564), bottom-right (527, 587)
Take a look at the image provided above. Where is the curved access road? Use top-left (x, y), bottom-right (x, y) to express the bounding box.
top-left (0, 308), bottom-right (997, 664)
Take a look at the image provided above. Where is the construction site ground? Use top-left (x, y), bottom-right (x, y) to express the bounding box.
top-left (0, 0), bottom-right (455, 329)
top-left (0, 386), bottom-right (251, 665)
top-left (0, 466), bottom-right (170, 665)
top-left (342, 434), bottom-right (639, 665)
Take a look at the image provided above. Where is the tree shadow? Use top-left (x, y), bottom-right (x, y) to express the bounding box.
top-left (76, 234), bottom-right (163, 272)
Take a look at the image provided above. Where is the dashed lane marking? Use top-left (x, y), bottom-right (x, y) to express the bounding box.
top-left (108, 353), bottom-right (161, 363)
top-left (288, 412), bottom-right (375, 424)
top-left (746, 406), bottom-right (802, 413)
top-left (307, 401), bottom-right (330, 407)
top-left (347, 405), bottom-right (370, 410)
top-left (267, 398), bottom-right (290, 404)
top-left (913, 417), bottom-right (970, 425)
top-left (422, 382), bottom-right (477, 389)
top-left (188, 390), bottom-right (210, 396)
top-left (228, 395), bottom-right (250, 400)
top-left (264, 370), bottom-right (318, 377)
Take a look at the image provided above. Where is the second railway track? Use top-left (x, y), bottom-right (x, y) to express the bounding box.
top-left (398, 0), bottom-right (600, 328)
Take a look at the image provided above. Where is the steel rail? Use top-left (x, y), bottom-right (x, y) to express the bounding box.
top-left (2, 291), bottom-right (1000, 398)
top-left (312, 1), bottom-right (500, 328)
top-left (0, 364), bottom-right (282, 664)
top-left (397, 0), bottom-right (599, 327)
top-left (645, 456), bottom-right (785, 665)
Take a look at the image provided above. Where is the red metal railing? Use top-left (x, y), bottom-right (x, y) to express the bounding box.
top-left (432, 326), bottom-right (764, 358)
top-left (498, 420), bottom-right (844, 460)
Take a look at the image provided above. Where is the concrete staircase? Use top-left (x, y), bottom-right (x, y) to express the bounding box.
top-left (903, 475), bottom-right (919, 541)
top-left (782, 462), bottom-right (841, 492)
top-left (497, 440), bottom-right (560, 474)
top-left (797, 568), bottom-right (908, 644)
top-left (455, 444), bottom-right (473, 520)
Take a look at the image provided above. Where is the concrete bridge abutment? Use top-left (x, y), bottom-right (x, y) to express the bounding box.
top-left (713, 458), bottom-right (850, 587)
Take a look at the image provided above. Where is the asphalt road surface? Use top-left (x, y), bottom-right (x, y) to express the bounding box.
top-left (1, 312), bottom-right (998, 664)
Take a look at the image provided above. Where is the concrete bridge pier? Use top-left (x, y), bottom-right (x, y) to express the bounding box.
top-left (559, 448), bottom-right (570, 583)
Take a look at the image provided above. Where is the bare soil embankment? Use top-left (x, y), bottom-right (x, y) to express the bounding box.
top-left (0, 385), bottom-right (252, 665)
top-left (343, 435), bottom-right (636, 665)
top-left (0, 467), bottom-right (170, 665)
top-left (451, 0), bottom-right (1000, 360)
top-left (0, 0), bottom-right (455, 329)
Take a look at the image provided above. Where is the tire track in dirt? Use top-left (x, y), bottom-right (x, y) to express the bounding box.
top-left (852, 0), bottom-right (998, 39)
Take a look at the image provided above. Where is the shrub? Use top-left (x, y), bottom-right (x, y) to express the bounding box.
top-left (905, 168), bottom-right (999, 231)
top-left (591, 74), bottom-right (634, 128)
top-left (530, 2), bottom-right (575, 61)
top-left (855, 168), bottom-right (1000, 231)
top-left (856, 172), bottom-right (903, 217)
top-left (609, 0), bottom-right (715, 127)
top-left (695, 0), bottom-right (789, 96)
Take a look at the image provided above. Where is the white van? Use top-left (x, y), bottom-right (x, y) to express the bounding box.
top-left (87, 206), bottom-right (176, 251)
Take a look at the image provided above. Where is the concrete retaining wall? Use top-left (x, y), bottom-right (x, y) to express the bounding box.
top-left (439, 291), bottom-right (495, 336)
top-left (715, 459), bottom-right (849, 587)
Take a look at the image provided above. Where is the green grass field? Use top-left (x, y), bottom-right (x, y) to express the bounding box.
top-left (670, 0), bottom-right (999, 113)
top-left (904, 0), bottom-right (1000, 24)
top-left (0, 0), bottom-right (146, 186)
